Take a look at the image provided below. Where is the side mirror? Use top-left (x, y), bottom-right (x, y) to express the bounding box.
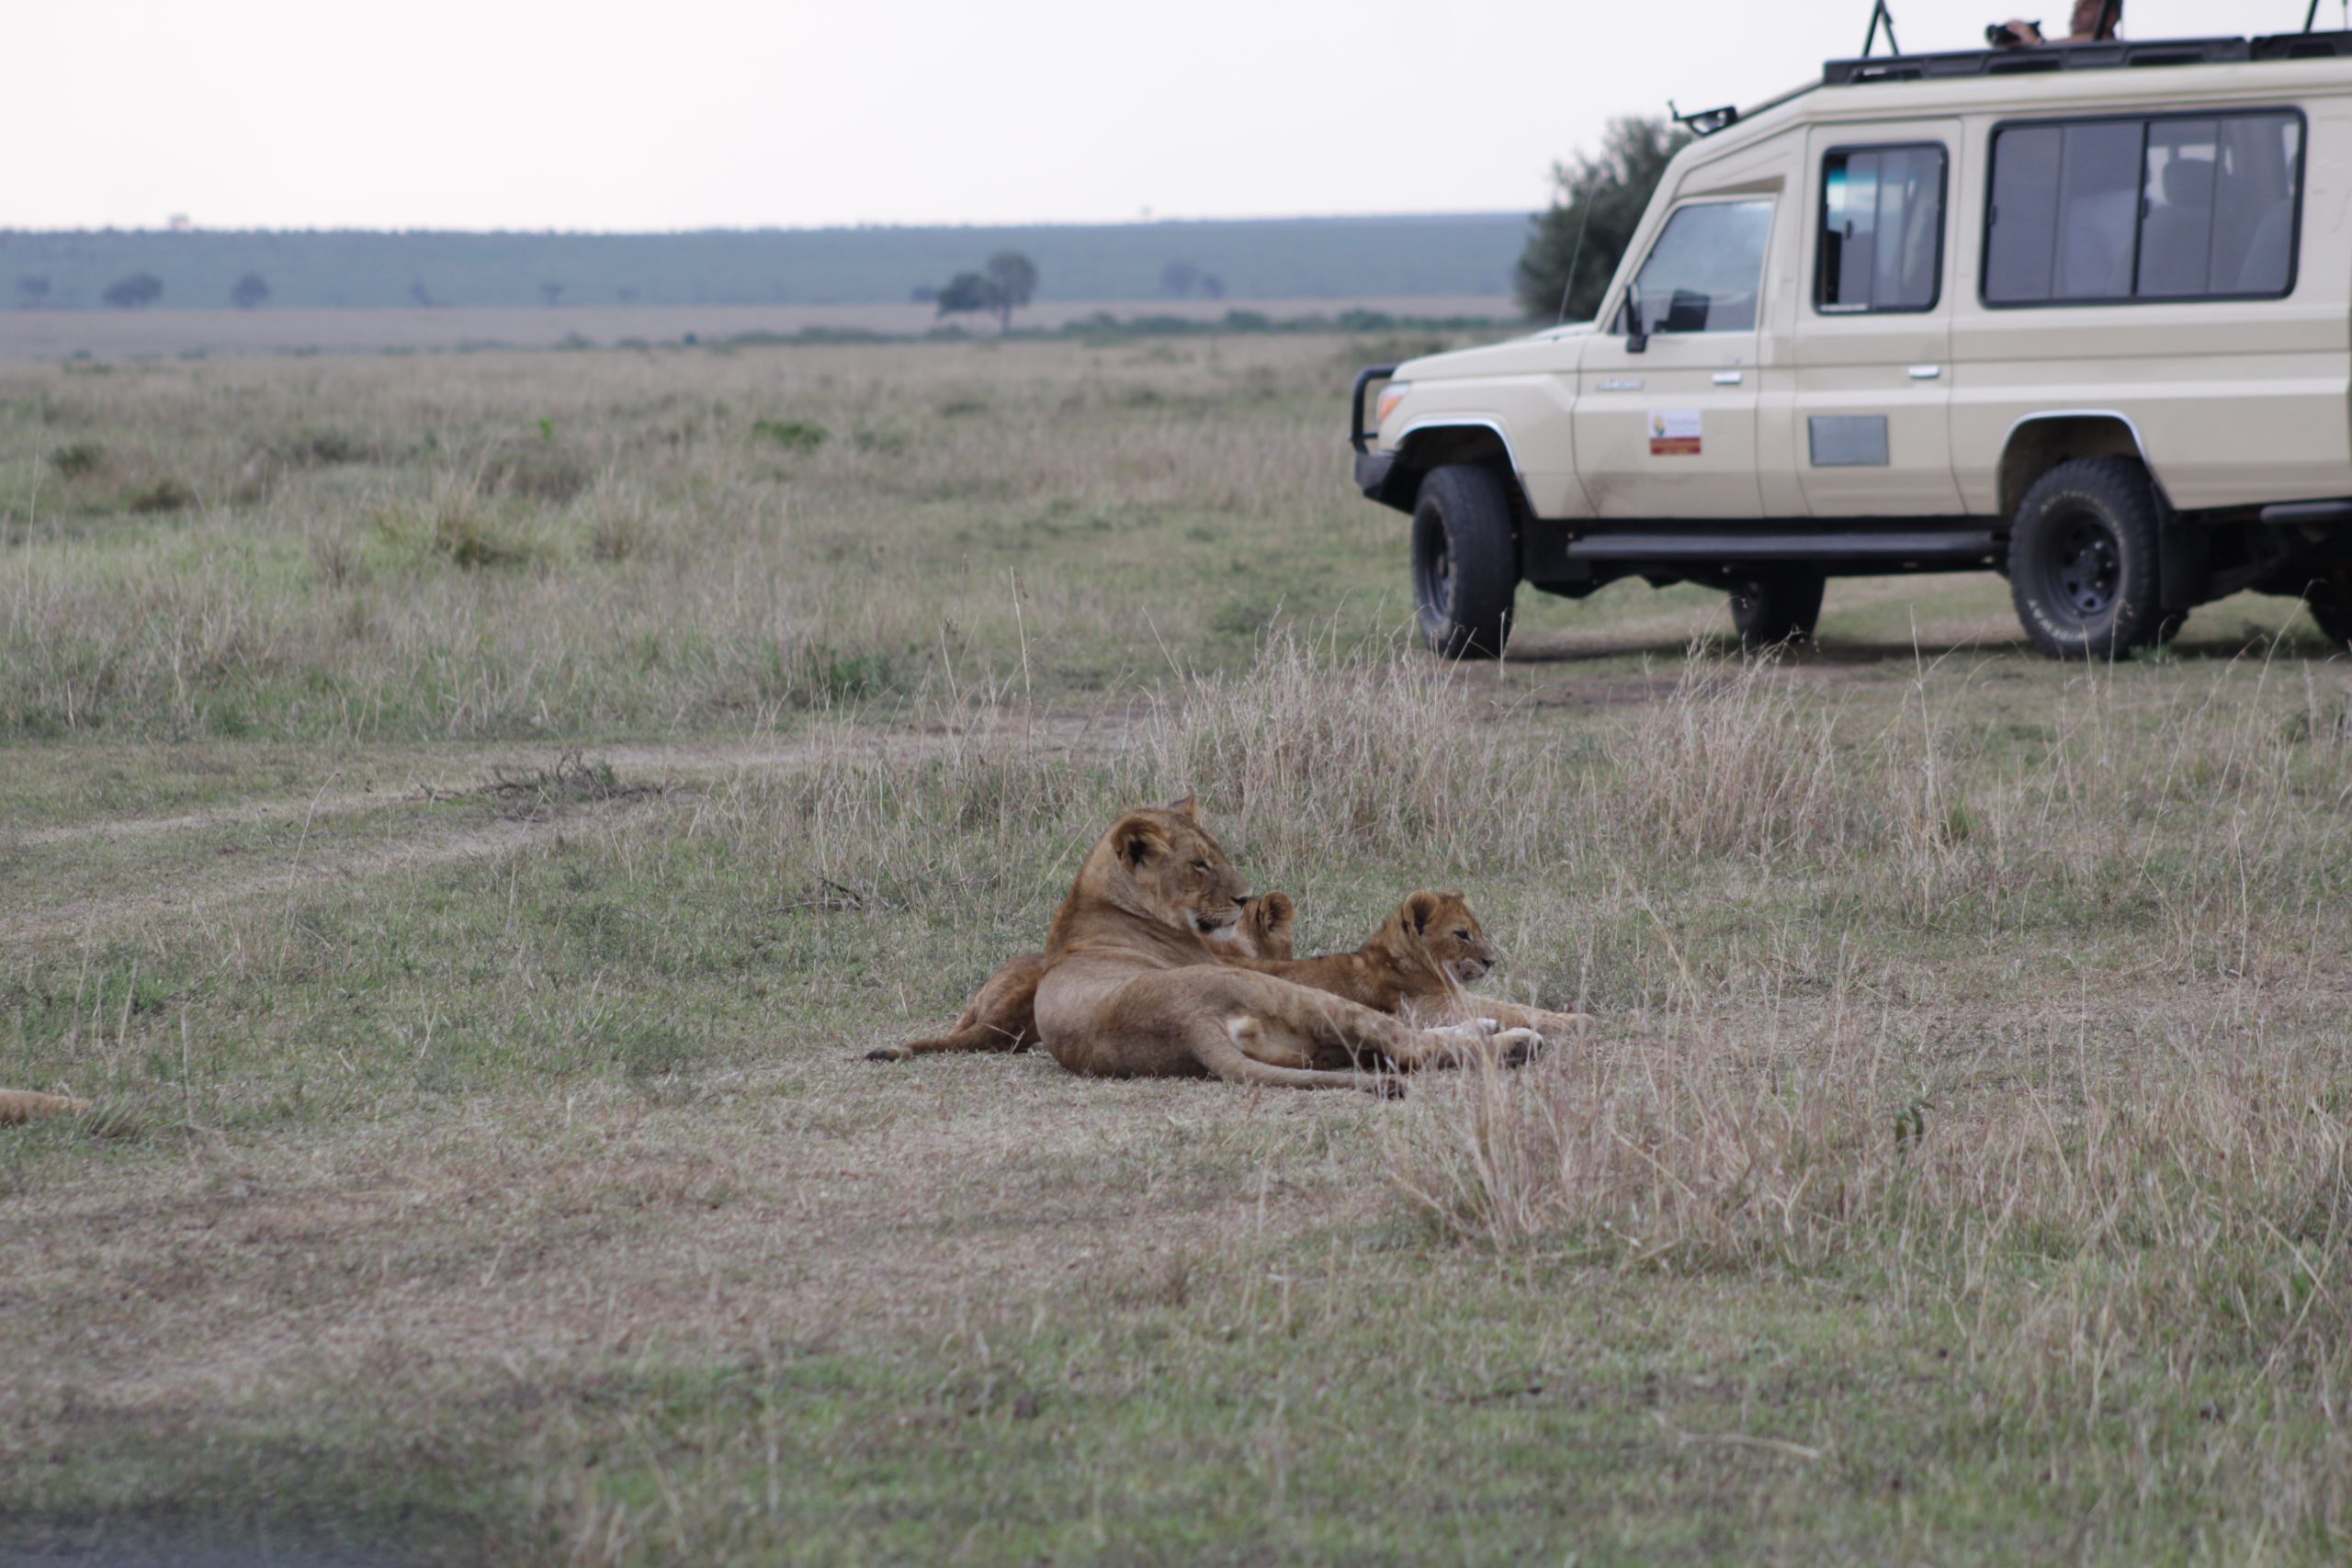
top-left (1622, 288), bottom-right (1648, 354)
top-left (1626, 326), bottom-right (1649, 355)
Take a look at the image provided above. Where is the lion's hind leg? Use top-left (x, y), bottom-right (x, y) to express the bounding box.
top-left (871, 953), bottom-right (1046, 1062)
top-left (1190, 969), bottom-right (1520, 1077)
top-left (1206, 1016), bottom-right (1401, 1096)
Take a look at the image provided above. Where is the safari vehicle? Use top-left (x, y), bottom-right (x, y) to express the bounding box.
top-left (1351, 28), bottom-right (2352, 659)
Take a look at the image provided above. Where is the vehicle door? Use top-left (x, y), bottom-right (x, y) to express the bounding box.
top-left (1573, 196), bottom-right (1774, 519)
top-left (1793, 122), bottom-right (1966, 514)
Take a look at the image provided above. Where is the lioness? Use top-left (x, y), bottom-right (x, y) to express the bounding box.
top-left (1032, 798), bottom-right (1538, 1092)
top-left (871, 891), bottom-right (1297, 1062)
top-left (1244, 889), bottom-right (1589, 1062)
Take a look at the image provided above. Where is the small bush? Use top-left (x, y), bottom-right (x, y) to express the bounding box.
top-left (432, 511), bottom-right (528, 569)
top-left (46, 442), bottom-right (105, 479)
top-left (751, 418), bottom-right (829, 454)
top-left (482, 442), bottom-right (590, 502)
top-left (126, 478), bottom-right (196, 514)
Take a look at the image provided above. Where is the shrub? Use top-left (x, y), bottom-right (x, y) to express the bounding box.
top-left (126, 478), bottom-right (196, 514)
top-left (751, 418), bottom-right (829, 454)
top-left (45, 442), bottom-right (105, 479)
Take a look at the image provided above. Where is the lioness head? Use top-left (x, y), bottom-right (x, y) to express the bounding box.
top-left (1217, 889), bottom-right (1296, 960)
top-left (1390, 889), bottom-right (1496, 986)
top-left (1104, 795), bottom-right (1253, 938)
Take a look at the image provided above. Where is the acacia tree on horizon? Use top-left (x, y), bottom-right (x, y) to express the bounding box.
top-left (934, 251), bottom-right (1039, 332)
top-left (1515, 116), bottom-right (1688, 322)
top-left (101, 273), bottom-right (164, 310)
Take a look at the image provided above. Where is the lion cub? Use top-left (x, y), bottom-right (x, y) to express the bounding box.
top-left (1254, 889), bottom-right (1589, 1043)
top-left (873, 891), bottom-right (1298, 1061)
top-left (0, 1089), bottom-right (92, 1124)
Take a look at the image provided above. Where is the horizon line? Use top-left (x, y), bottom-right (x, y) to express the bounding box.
top-left (0, 210), bottom-right (1536, 241)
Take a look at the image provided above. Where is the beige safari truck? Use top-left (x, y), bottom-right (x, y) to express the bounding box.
top-left (1351, 29), bottom-right (2352, 659)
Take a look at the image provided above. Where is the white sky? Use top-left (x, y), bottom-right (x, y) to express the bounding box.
top-left (10, 0), bottom-right (2334, 231)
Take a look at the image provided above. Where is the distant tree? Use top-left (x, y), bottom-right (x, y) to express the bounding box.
top-left (1516, 116), bottom-right (1688, 321)
top-left (230, 272), bottom-right (270, 310)
top-left (101, 273), bottom-right (164, 310)
top-left (909, 283), bottom-right (936, 305)
top-left (616, 286), bottom-right (639, 304)
top-left (983, 251), bottom-right (1037, 331)
top-left (539, 281), bottom-right (563, 307)
top-left (410, 281), bottom-right (435, 307)
top-left (1160, 260), bottom-right (1199, 299)
top-left (934, 271), bottom-right (1000, 324)
top-left (16, 275), bottom-right (50, 310)
top-left (1200, 272), bottom-right (1226, 301)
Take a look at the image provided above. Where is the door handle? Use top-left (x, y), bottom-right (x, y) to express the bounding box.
top-left (1713, 370), bottom-right (1744, 386)
top-left (1908, 364), bottom-right (1943, 379)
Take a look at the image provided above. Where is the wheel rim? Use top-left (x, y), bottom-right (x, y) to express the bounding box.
top-left (2048, 513), bottom-right (2120, 622)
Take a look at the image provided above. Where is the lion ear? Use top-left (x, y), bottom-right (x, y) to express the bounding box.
top-left (1117, 819), bottom-right (1168, 868)
top-left (1443, 889), bottom-right (1467, 907)
top-left (1259, 890), bottom-right (1296, 930)
top-left (1164, 794), bottom-right (1200, 819)
top-left (1404, 890), bottom-right (1442, 935)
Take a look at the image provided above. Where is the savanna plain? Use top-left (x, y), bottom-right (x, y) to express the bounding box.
top-left (3, 331), bottom-right (2349, 1565)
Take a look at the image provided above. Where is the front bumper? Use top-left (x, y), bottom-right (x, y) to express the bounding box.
top-left (1353, 449), bottom-right (1395, 500)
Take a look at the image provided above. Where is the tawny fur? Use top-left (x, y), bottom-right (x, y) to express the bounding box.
top-left (873, 890), bottom-right (1297, 1063)
top-left (1242, 889), bottom-right (1590, 1058)
top-left (0, 1089), bottom-right (92, 1124)
top-left (1029, 798), bottom-right (1538, 1093)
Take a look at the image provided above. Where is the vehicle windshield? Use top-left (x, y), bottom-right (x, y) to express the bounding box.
top-left (1622, 199), bottom-right (1774, 334)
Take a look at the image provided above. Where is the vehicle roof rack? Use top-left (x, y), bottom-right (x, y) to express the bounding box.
top-left (2253, 29), bottom-right (2352, 60)
top-left (1823, 34), bottom-right (2316, 85)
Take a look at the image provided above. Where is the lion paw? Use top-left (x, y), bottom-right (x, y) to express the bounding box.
top-left (1361, 1076), bottom-right (1409, 1100)
top-left (1495, 1028), bottom-right (1544, 1068)
top-left (865, 1044), bottom-right (910, 1063)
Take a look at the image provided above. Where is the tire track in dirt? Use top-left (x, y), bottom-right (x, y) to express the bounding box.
top-left (5, 715), bottom-right (1126, 947)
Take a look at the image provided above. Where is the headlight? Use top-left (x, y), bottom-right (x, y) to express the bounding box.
top-left (1375, 381), bottom-right (1411, 424)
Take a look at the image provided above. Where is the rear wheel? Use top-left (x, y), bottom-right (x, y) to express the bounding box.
top-left (2007, 458), bottom-right (2165, 660)
top-left (1410, 465), bottom-right (1519, 659)
top-left (1727, 569), bottom-right (1826, 647)
top-left (2302, 581), bottom-right (2352, 648)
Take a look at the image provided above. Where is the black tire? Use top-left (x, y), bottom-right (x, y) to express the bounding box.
top-left (2302, 581), bottom-right (2352, 648)
top-left (2007, 457), bottom-right (2165, 660)
top-left (1410, 465), bottom-right (1519, 659)
top-left (1728, 569), bottom-right (1826, 648)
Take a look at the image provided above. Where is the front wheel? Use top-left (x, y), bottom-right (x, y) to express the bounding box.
top-left (1728, 569), bottom-right (1826, 648)
top-left (2007, 458), bottom-right (2165, 660)
top-left (1410, 465), bottom-right (1519, 659)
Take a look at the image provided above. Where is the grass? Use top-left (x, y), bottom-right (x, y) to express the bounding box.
top-left (3, 332), bottom-right (2351, 1564)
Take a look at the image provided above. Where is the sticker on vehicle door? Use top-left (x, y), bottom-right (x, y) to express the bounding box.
top-left (1648, 410), bottom-right (1702, 457)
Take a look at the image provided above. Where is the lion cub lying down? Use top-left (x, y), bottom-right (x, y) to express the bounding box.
top-left (1248, 889), bottom-right (1589, 1059)
top-left (872, 891), bottom-right (1299, 1062)
top-left (1031, 798), bottom-right (1541, 1092)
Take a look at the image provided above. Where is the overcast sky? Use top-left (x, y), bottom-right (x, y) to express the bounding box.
top-left (10, 0), bottom-right (2333, 231)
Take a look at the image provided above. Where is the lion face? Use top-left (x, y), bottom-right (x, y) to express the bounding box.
top-left (1399, 889), bottom-right (1496, 986)
top-left (1109, 795), bottom-right (1253, 939)
top-left (1220, 889), bottom-right (1296, 961)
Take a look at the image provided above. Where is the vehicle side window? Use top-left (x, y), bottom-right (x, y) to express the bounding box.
top-left (1619, 199), bottom-right (1773, 335)
top-left (1818, 145), bottom-right (1946, 312)
top-left (1984, 109), bottom-right (2301, 305)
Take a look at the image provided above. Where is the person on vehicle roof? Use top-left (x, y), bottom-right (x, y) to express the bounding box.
top-left (1989, 0), bottom-right (2121, 48)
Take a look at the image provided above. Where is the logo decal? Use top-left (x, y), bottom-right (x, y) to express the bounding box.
top-left (1648, 409), bottom-right (1702, 457)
